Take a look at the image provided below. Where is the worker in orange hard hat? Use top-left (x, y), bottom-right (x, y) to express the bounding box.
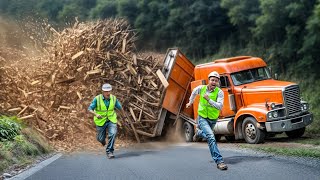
top-left (186, 71), bottom-right (228, 170)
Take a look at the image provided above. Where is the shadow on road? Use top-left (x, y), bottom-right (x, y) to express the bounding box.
top-left (218, 156), bottom-right (272, 165)
top-left (116, 150), bottom-right (158, 159)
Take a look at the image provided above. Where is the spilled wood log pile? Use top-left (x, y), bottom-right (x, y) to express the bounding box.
top-left (0, 19), bottom-right (167, 151)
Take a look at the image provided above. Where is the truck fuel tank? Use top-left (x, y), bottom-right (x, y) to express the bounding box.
top-left (213, 118), bottom-right (234, 135)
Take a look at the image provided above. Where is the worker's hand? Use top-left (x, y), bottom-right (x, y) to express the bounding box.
top-left (186, 102), bottom-right (192, 108)
top-left (96, 114), bottom-right (103, 119)
top-left (203, 94), bottom-right (210, 101)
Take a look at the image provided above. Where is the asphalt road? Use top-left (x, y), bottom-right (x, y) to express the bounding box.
top-left (19, 143), bottom-right (320, 180)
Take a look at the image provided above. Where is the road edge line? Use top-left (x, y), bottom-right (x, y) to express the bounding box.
top-left (8, 153), bottom-right (63, 180)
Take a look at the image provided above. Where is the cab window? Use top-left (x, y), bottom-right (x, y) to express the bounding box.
top-left (219, 76), bottom-right (230, 88)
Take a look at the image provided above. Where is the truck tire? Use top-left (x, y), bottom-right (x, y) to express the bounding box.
top-left (183, 122), bottom-right (194, 142)
top-left (285, 127), bottom-right (305, 138)
top-left (242, 117), bottom-right (266, 144)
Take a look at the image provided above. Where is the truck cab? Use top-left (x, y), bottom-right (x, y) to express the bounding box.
top-left (184, 56), bottom-right (313, 143)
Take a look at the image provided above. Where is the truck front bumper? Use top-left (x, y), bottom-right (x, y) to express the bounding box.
top-left (265, 113), bottom-right (313, 132)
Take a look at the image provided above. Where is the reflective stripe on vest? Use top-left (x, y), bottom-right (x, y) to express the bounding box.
top-left (198, 86), bottom-right (220, 120)
top-left (94, 94), bottom-right (117, 126)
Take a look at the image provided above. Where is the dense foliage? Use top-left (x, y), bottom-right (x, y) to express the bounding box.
top-left (0, 116), bottom-right (21, 141)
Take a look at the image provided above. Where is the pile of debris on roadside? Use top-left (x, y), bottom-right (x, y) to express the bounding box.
top-left (0, 18), bottom-right (167, 151)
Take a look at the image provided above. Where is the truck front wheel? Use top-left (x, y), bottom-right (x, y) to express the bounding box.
top-left (183, 122), bottom-right (194, 142)
top-left (285, 127), bottom-right (305, 138)
top-left (242, 117), bottom-right (266, 144)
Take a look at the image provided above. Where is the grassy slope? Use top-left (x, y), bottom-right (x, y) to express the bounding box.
top-left (0, 119), bottom-right (52, 174)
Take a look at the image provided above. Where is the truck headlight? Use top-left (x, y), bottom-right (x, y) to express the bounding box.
top-left (267, 108), bottom-right (285, 121)
top-left (301, 102), bottom-right (309, 111)
top-left (272, 111), bottom-right (278, 118)
top-left (303, 104), bottom-right (308, 110)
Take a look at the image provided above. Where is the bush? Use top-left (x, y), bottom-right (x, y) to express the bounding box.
top-left (0, 116), bottom-right (21, 141)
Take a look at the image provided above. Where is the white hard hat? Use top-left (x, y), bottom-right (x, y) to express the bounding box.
top-left (208, 71), bottom-right (220, 79)
top-left (102, 83), bottom-right (112, 91)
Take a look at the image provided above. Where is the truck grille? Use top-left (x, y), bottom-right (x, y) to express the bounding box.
top-left (284, 85), bottom-right (301, 116)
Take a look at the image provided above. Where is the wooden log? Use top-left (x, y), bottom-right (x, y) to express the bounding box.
top-left (140, 119), bottom-right (158, 123)
top-left (30, 80), bottom-right (40, 85)
top-left (76, 91), bottom-right (82, 100)
top-left (138, 103), bottom-right (144, 122)
top-left (96, 39), bottom-right (101, 51)
top-left (86, 69), bottom-right (102, 75)
top-left (129, 102), bottom-right (157, 119)
top-left (142, 90), bottom-right (159, 101)
top-left (156, 69), bottom-right (169, 88)
top-left (122, 38), bottom-right (127, 53)
top-left (19, 114), bottom-right (34, 120)
top-left (122, 111), bottom-right (140, 143)
top-left (8, 107), bottom-right (22, 112)
top-left (129, 107), bottom-right (137, 122)
top-left (132, 94), bottom-right (159, 107)
top-left (127, 63), bottom-right (137, 76)
top-left (72, 51), bottom-right (84, 60)
top-left (136, 130), bottom-right (155, 137)
top-left (59, 106), bottom-right (71, 110)
top-left (133, 54), bottom-right (137, 65)
top-left (17, 106), bottom-right (28, 116)
top-left (149, 80), bottom-right (158, 88)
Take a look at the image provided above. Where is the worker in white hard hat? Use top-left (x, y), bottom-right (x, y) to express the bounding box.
top-left (186, 71), bottom-right (228, 170)
top-left (88, 83), bottom-right (123, 159)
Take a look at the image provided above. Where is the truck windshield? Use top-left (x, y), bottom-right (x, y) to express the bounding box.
top-left (231, 67), bottom-right (271, 85)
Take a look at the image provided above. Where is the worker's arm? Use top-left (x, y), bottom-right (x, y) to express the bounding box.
top-left (186, 85), bottom-right (204, 108)
top-left (88, 97), bottom-right (102, 119)
top-left (115, 99), bottom-right (122, 110)
top-left (206, 89), bottom-right (224, 110)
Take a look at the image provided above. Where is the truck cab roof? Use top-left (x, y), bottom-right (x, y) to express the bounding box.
top-left (194, 56), bottom-right (267, 80)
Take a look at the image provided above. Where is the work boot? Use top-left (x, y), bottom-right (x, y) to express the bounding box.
top-left (217, 162), bottom-right (228, 170)
top-left (193, 128), bottom-right (200, 142)
top-left (107, 152), bottom-right (115, 159)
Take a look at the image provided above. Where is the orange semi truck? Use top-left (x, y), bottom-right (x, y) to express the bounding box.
top-left (151, 48), bottom-right (313, 144)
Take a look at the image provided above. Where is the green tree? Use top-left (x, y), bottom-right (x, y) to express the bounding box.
top-left (90, 0), bottom-right (118, 19)
top-left (36, 0), bottom-right (65, 22)
top-left (221, 0), bottom-right (260, 42)
top-left (300, 0), bottom-right (320, 79)
top-left (118, 0), bottom-right (139, 23)
top-left (58, 0), bottom-right (96, 22)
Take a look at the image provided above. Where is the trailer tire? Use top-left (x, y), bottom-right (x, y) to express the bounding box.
top-left (285, 127), bottom-right (305, 138)
top-left (242, 117), bottom-right (266, 144)
top-left (183, 122), bottom-right (194, 142)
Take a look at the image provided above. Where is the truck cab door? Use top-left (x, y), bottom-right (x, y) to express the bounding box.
top-left (219, 75), bottom-right (236, 117)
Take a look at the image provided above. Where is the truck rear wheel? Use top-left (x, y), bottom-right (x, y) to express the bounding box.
top-left (285, 127), bottom-right (305, 138)
top-left (242, 117), bottom-right (266, 144)
top-left (183, 122), bottom-right (194, 142)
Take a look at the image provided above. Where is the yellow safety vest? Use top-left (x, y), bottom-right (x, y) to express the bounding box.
top-left (198, 86), bottom-right (220, 120)
top-left (94, 94), bottom-right (117, 126)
